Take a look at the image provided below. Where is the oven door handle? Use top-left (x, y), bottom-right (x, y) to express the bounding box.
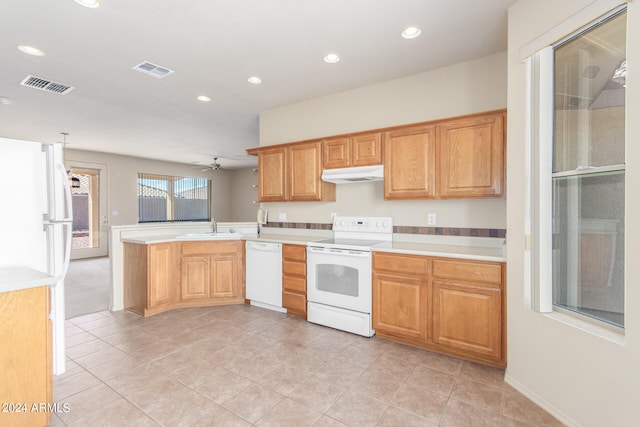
top-left (307, 246), bottom-right (370, 257)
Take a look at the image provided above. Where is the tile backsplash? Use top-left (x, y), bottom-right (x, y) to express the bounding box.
top-left (264, 222), bottom-right (505, 238)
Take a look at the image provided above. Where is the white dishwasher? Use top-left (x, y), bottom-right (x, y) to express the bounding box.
top-left (245, 240), bottom-right (285, 313)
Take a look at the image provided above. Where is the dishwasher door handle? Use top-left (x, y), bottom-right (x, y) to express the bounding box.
top-left (246, 241), bottom-right (282, 252)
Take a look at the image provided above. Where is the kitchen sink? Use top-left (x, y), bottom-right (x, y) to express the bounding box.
top-left (175, 232), bottom-right (243, 240)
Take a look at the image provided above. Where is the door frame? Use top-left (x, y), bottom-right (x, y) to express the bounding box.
top-left (66, 160), bottom-right (109, 259)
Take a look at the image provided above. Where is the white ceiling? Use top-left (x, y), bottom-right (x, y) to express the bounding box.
top-left (0, 0), bottom-right (516, 169)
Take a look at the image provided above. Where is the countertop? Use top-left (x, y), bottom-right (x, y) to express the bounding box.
top-left (372, 241), bottom-right (505, 262)
top-left (121, 234), bottom-right (245, 244)
top-left (243, 233), bottom-right (327, 245)
top-left (121, 232), bottom-right (505, 262)
top-left (0, 267), bottom-right (57, 293)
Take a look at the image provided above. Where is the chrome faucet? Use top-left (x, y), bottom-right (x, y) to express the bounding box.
top-left (212, 219), bottom-right (217, 233)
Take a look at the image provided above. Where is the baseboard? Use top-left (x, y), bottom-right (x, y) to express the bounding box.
top-left (504, 372), bottom-right (578, 427)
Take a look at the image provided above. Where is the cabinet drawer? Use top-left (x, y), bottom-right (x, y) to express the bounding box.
top-left (182, 241), bottom-right (238, 256)
top-left (283, 260), bottom-right (306, 277)
top-left (283, 244), bottom-right (306, 261)
top-left (283, 275), bottom-right (306, 293)
top-left (432, 259), bottom-right (502, 287)
top-left (283, 291), bottom-right (306, 312)
top-left (373, 252), bottom-right (428, 277)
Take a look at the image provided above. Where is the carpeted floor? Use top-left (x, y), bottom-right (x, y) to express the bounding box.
top-left (65, 256), bottom-right (111, 319)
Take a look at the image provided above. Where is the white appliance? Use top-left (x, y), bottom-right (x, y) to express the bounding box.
top-left (307, 216), bottom-right (392, 337)
top-left (321, 165), bottom-right (384, 184)
top-left (0, 137), bottom-right (72, 375)
top-left (245, 240), bottom-right (285, 313)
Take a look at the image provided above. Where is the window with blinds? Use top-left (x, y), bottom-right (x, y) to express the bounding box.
top-left (137, 173), bottom-right (211, 222)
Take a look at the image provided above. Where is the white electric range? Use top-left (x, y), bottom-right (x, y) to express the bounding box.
top-left (306, 216), bottom-right (393, 337)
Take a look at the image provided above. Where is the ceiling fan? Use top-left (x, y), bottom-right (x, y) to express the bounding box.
top-left (192, 153), bottom-right (255, 171)
top-left (200, 157), bottom-right (223, 172)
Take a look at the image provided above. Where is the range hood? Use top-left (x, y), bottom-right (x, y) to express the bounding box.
top-left (321, 165), bottom-right (384, 184)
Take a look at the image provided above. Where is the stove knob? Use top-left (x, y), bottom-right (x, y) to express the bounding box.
top-left (376, 221), bottom-right (382, 228)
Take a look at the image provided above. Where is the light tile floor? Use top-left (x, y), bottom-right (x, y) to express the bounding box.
top-left (48, 305), bottom-right (564, 426)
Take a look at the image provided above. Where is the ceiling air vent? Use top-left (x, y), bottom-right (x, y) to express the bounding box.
top-left (20, 75), bottom-right (74, 95)
top-left (132, 61), bottom-right (174, 79)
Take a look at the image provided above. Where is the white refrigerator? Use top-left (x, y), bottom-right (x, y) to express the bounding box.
top-left (0, 137), bottom-right (72, 375)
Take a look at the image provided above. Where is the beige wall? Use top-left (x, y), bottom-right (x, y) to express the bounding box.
top-left (64, 149), bottom-right (256, 226)
top-left (259, 52), bottom-right (508, 228)
top-left (506, 1), bottom-right (639, 426)
top-left (228, 168), bottom-right (259, 222)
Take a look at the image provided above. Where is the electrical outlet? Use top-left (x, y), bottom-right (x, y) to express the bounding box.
top-left (278, 212), bottom-right (286, 221)
top-left (427, 213), bottom-right (436, 226)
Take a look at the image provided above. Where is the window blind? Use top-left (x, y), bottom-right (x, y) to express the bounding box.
top-left (138, 173), bottom-right (211, 222)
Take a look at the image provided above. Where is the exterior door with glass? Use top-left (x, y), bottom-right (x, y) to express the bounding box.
top-left (67, 162), bottom-right (108, 259)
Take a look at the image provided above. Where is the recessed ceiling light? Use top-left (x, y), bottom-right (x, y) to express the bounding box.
top-left (247, 76), bottom-right (262, 85)
top-left (0, 97), bottom-right (13, 105)
top-left (401, 26), bottom-right (422, 39)
top-left (323, 53), bottom-right (340, 64)
top-left (17, 45), bottom-right (45, 57)
top-left (73, 0), bottom-right (100, 8)
top-left (197, 95), bottom-right (211, 102)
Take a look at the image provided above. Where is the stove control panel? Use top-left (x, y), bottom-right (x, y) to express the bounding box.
top-left (332, 216), bottom-right (393, 234)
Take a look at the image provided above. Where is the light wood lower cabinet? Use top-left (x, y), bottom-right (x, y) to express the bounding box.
top-left (431, 258), bottom-right (503, 360)
top-left (124, 242), bottom-right (179, 316)
top-left (180, 241), bottom-right (243, 305)
top-left (372, 252), bottom-right (429, 342)
top-left (124, 240), bottom-right (243, 316)
top-left (282, 244), bottom-right (307, 317)
top-left (432, 281), bottom-right (502, 359)
top-left (372, 252), bottom-right (505, 368)
top-left (0, 286), bottom-right (52, 427)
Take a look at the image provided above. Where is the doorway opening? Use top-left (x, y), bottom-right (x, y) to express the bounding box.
top-left (67, 162), bottom-right (108, 259)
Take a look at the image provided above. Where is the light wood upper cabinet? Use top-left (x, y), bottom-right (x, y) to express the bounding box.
top-left (437, 112), bottom-right (504, 198)
top-left (289, 141), bottom-right (329, 201)
top-left (251, 109), bottom-right (505, 202)
top-left (384, 110), bottom-right (505, 200)
top-left (254, 141), bottom-right (335, 202)
top-left (257, 146), bottom-right (287, 202)
top-left (352, 133), bottom-right (383, 166)
top-left (384, 125), bottom-right (437, 199)
top-left (323, 132), bottom-right (382, 169)
top-left (323, 137), bottom-right (351, 169)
